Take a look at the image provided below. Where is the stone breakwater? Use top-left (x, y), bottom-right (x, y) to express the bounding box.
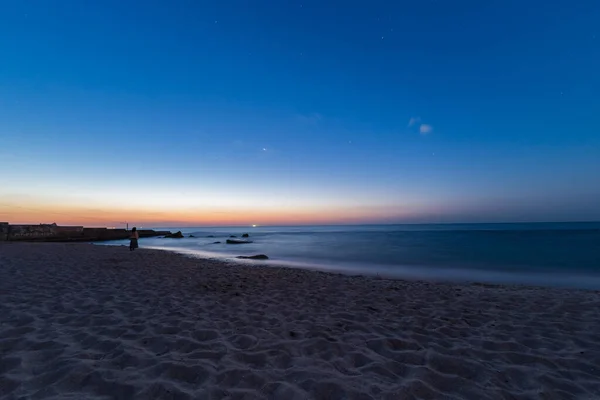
top-left (0, 222), bottom-right (170, 242)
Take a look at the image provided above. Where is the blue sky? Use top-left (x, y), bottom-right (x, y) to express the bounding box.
top-left (1, 0), bottom-right (599, 225)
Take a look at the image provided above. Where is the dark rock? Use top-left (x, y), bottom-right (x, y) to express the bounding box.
top-left (165, 231), bottom-right (184, 239)
top-left (229, 235), bottom-right (237, 238)
top-left (189, 234), bottom-right (195, 238)
top-left (242, 233), bottom-right (249, 238)
top-left (212, 241), bottom-right (221, 244)
top-left (226, 239), bottom-right (253, 244)
top-left (236, 254), bottom-right (269, 260)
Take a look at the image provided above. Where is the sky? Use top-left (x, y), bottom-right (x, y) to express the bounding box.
top-left (1, 0), bottom-right (599, 227)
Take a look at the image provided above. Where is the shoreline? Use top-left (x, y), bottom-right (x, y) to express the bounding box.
top-left (17, 240), bottom-right (600, 292)
top-left (2, 242), bottom-right (600, 398)
top-left (99, 240), bottom-right (600, 291)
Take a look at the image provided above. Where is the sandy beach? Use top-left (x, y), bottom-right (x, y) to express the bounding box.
top-left (1, 243), bottom-right (599, 399)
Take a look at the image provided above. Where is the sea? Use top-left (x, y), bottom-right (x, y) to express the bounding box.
top-left (99, 222), bottom-right (600, 289)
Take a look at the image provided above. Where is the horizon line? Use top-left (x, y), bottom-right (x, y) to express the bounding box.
top-left (151, 220), bottom-right (600, 228)
top-left (3, 220), bottom-right (600, 229)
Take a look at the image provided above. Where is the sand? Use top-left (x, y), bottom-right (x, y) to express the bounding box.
top-left (1, 243), bottom-right (600, 399)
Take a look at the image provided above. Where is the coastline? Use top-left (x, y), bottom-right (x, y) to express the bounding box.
top-left (94, 222), bottom-right (600, 290)
top-left (100, 240), bottom-right (600, 291)
top-left (2, 243), bottom-right (600, 399)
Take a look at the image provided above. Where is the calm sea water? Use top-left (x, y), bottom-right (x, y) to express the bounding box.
top-left (100, 222), bottom-right (600, 289)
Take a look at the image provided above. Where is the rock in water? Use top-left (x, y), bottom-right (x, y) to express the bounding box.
top-left (189, 234), bottom-right (195, 238)
top-left (165, 231), bottom-right (184, 238)
top-left (236, 254), bottom-right (269, 260)
top-left (226, 239), bottom-right (253, 244)
top-left (242, 233), bottom-right (249, 238)
top-left (212, 241), bottom-right (221, 244)
top-left (229, 235), bottom-right (237, 238)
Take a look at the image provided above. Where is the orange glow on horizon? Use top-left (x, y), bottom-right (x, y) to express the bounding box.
top-left (0, 203), bottom-right (413, 227)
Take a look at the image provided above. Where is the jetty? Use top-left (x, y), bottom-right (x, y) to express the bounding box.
top-left (0, 222), bottom-right (170, 242)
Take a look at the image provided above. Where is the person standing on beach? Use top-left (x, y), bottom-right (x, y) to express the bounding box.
top-left (129, 227), bottom-right (139, 251)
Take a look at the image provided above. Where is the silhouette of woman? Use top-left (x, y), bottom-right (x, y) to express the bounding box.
top-left (129, 227), bottom-right (139, 251)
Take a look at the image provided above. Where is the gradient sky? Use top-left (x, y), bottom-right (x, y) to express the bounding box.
top-left (1, 1), bottom-right (599, 227)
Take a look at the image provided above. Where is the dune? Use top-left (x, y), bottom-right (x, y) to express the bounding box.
top-left (1, 243), bottom-right (599, 399)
